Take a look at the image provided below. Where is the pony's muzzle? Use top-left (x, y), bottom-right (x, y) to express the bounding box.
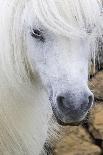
top-left (55, 91), bottom-right (94, 125)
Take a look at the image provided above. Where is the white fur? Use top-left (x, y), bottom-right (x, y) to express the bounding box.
top-left (0, 0), bottom-right (102, 154)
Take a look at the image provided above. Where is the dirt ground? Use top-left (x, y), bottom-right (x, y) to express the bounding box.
top-left (55, 71), bottom-right (103, 155)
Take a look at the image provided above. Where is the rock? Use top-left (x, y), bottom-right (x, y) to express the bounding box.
top-left (89, 103), bottom-right (103, 150)
top-left (93, 103), bottom-right (103, 136)
top-left (55, 126), bottom-right (101, 155)
top-left (89, 71), bottom-right (103, 101)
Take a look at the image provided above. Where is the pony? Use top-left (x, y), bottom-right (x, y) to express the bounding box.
top-left (0, 0), bottom-right (103, 154)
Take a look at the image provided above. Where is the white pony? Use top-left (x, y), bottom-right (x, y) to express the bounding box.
top-left (0, 0), bottom-right (103, 154)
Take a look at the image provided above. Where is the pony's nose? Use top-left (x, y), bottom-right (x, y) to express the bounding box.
top-left (57, 92), bottom-right (94, 117)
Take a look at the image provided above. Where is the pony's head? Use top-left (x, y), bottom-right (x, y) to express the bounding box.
top-left (1, 0), bottom-right (102, 126)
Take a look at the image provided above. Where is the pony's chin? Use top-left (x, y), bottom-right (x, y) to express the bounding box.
top-left (55, 115), bottom-right (82, 126)
top-left (53, 110), bottom-right (87, 126)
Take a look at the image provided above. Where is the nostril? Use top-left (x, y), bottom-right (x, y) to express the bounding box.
top-left (57, 96), bottom-right (65, 109)
top-left (88, 95), bottom-right (94, 108)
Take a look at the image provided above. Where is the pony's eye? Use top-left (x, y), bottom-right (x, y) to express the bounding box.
top-left (31, 29), bottom-right (45, 42)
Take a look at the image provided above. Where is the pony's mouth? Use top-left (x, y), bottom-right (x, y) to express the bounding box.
top-left (54, 114), bottom-right (82, 126)
top-left (51, 105), bottom-right (86, 126)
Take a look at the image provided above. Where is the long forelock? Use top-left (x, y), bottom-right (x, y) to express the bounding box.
top-left (32, 0), bottom-right (103, 39)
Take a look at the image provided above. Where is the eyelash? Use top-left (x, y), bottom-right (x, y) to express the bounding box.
top-left (31, 29), bottom-right (45, 42)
